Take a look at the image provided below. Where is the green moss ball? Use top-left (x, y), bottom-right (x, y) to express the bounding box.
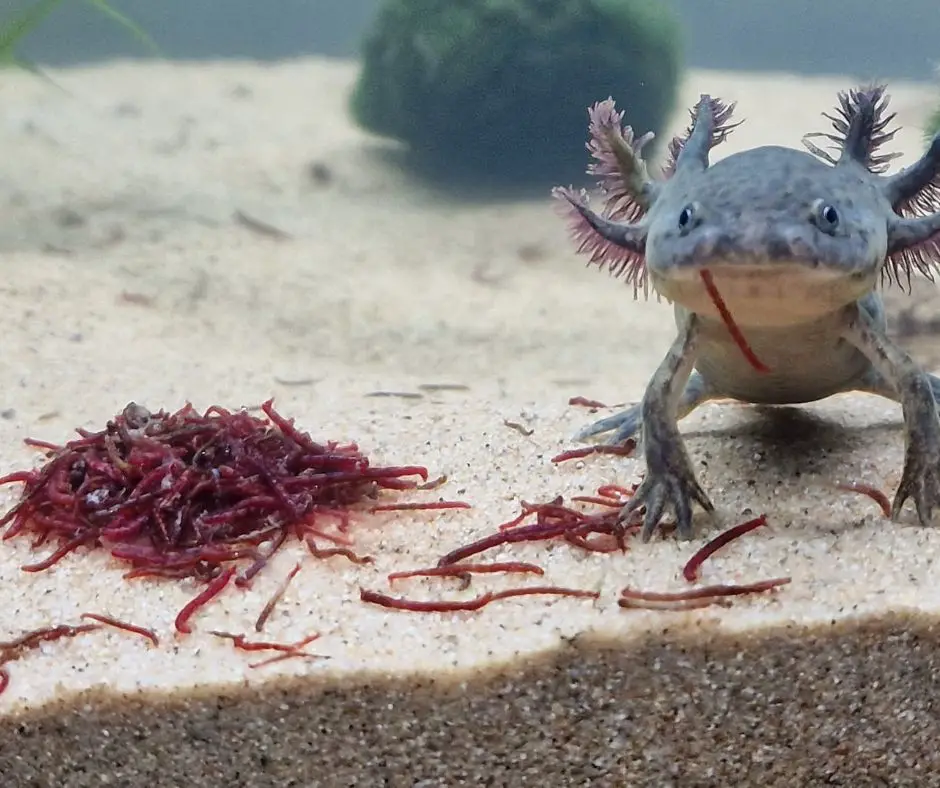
top-left (350, 0), bottom-right (682, 189)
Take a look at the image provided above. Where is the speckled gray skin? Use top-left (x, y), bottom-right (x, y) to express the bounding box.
top-left (555, 87), bottom-right (940, 541)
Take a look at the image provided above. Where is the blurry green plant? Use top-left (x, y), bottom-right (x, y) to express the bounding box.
top-left (1, 0), bottom-right (157, 71)
top-left (350, 0), bottom-right (683, 192)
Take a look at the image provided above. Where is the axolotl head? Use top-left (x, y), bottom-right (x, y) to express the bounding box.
top-left (555, 88), bottom-right (940, 327)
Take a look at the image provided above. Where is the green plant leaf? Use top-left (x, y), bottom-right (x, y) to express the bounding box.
top-left (84, 0), bottom-right (161, 55)
top-left (0, 0), bottom-right (160, 68)
top-left (0, 0), bottom-right (66, 63)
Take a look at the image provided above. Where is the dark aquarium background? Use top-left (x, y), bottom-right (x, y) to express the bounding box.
top-left (13, 0), bottom-right (940, 81)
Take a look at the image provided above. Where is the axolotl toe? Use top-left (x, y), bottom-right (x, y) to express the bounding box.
top-left (554, 86), bottom-right (940, 541)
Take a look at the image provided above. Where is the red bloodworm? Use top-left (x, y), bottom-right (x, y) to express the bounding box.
top-left (288, 633), bottom-right (321, 649)
top-left (174, 567), bottom-right (236, 634)
top-left (621, 595), bottom-right (724, 611)
top-left (236, 530), bottom-right (288, 588)
top-left (305, 539), bottom-right (373, 565)
top-left (437, 519), bottom-right (574, 566)
top-left (259, 399), bottom-right (318, 449)
top-left (44, 470), bottom-right (79, 508)
top-left (101, 513), bottom-right (149, 541)
top-left (80, 613), bottom-right (160, 647)
top-left (387, 561), bottom-right (545, 583)
top-left (835, 482), bottom-right (891, 518)
top-left (564, 532), bottom-right (623, 553)
top-left (596, 484), bottom-right (635, 500)
top-left (682, 514), bottom-right (769, 582)
top-left (0, 667), bottom-right (9, 696)
top-left (20, 439), bottom-right (61, 452)
top-left (360, 585), bottom-right (599, 613)
top-left (249, 650), bottom-right (324, 669)
top-left (568, 396), bottom-right (609, 408)
top-left (0, 623), bottom-right (101, 662)
top-left (243, 633), bottom-right (323, 668)
top-left (496, 509), bottom-right (530, 532)
top-left (301, 525), bottom-right (355, 547)
top-left (619, 577), bottom-right (791, 610)
top-left (369, 501), bottom-right (471, 512)
top-left (123, 566), bottom-right (193, 581)
top-left (20, 536), bottom-right (88, 572)
top-left (699, 269), bottom-right (770, 373)
top-left (0, 470), bottom-right (42, 485)
top-left (254, 562), bottom-right (302, 632)
top-left (211, 631), bottom-right (320, 654)
top-left (570, 496), bottom-right (622, 507)
top-left (366, 466), bottom-right (429, 483)
top-left (551, 444), bottom-right (634, 464)
top-left (439, 494), bottom-right (636, 565)
top-left (551, 447), bottom-right (602, 463)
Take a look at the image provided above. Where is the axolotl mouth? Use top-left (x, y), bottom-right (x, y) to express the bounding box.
top-left (651, 260), bottom-right (879, 328)
top-left (645, 215), bottom-right (883, 328)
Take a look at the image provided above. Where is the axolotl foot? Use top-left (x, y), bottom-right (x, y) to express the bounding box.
top-left (890, 380), bottom-right (940, 526)
top-left (620, 426), bottom-right (714, 541)
top-left (894, 437), bottom-right (940, 526)
top-left (575, 395), bottom-right (715, 539)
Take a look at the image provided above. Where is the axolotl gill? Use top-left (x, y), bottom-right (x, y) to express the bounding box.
top-left (554, 86), bottom-right (940, 541)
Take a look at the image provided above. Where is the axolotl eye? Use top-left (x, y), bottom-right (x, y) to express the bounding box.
top-left (677, 202), bottom-right (701, 234)
top-left (811, 199), bottom-right (840, 234)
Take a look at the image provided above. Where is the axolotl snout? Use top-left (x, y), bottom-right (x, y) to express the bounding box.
top-left (554, 87), bottom-right (940, 541)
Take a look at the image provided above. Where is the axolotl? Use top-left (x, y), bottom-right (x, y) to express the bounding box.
top-left (554, 86), bottom-right (940, 541)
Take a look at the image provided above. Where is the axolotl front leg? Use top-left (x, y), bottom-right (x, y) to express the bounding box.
top-left (620, 312), bottom-right (715, 540)
top-left (841, 304), bottom-right (940, 525)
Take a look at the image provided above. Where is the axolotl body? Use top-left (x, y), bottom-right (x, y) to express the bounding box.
top-left (555, 87), bottom-right (940, 540)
